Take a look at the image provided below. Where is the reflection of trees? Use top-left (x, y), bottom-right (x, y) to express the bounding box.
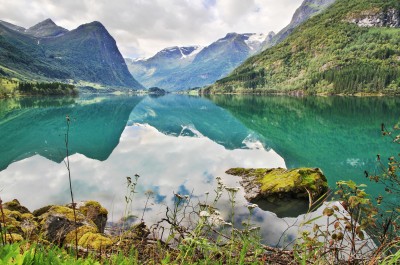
top-left (0, 96), bottom-right (143, 171)
top-left (208, 95), bottom-right (400, 197)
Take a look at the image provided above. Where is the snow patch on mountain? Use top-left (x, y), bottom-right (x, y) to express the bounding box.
top-left (181, 46), bottom-right (204, 59)
top-left (244, 33), bottom-right (269, 53)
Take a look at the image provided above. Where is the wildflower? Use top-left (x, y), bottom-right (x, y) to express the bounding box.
top-left (247, 204), bottom-right (258, 210)
top-left (200, 211), bottom-right (210, 217)
top-left (225, 187), bottom-right (240, 193)
top-left (209, 214), bottom-right (225, 226)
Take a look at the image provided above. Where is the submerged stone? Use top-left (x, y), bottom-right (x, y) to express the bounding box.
top-left (226, 167), bottom-right (328, 205)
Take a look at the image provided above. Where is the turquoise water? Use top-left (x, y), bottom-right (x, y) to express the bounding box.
top-left (0, 94), bottom-right (399, 245)
top-left (208, 95), bottom-right (400, 200)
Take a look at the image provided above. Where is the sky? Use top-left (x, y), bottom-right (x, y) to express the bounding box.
top-left (0, 0), bottom-right (303, 58)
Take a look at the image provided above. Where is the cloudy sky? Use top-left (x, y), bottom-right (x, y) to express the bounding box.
top-left (0, 0), bottom-right (303, 58)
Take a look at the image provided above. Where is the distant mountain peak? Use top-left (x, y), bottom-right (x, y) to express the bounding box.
top-left (26, 18), bottom-right (68, 38)
top-left (36, 18), bottom-right (56, 26)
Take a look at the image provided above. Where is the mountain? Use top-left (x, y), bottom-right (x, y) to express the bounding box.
top-left (126, 32), bottom-right (271, 91)
top-left (205, 0), bottom-right (400, 94)
top-left (25, 18), bottom-right (68, 38)
top-left (261, 0), bottom-right (336, 50)
top-left (0, 19), bottom-right (143, 89)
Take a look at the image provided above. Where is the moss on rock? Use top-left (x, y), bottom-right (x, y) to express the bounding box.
top-left (226, 167), bottom-right (328, 202)
top-left (3, 199), bottom-right (30, 214)
top-left (32, 205), bottom-right (53, 217)
top-left (65, 225), bottom-right (98, 245)
top-left (73, 201), bottom-right (108, 233)
top-left (5, 233), bottom-right (24, 243)
top-left (39, 206), bottom-right (97, 244)
top-left (78, 232), bottom-right (113, 250)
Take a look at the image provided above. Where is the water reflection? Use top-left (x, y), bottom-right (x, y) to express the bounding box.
top-left (0, 95), bottom-right (143, 170)
top-left (0, 123), bottom-right (300, 246)
top-left (129, 94), bottom-right (260, 150)
top-left (209, 95), bottom-right (400, 199)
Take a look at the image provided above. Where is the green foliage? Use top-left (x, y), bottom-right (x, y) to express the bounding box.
top-left (17, 81), bottom-right (78, 96)
top-left (0, 243), bottom-right (100, 265)
top-left (207, 0), bottom-right (400, 94)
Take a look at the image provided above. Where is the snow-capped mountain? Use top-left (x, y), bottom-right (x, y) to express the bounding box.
top-left (126, 33), bottom-right (269, 91)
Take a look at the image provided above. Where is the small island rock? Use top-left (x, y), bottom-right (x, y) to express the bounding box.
top-left (226, 167), bottom-right (328, 203)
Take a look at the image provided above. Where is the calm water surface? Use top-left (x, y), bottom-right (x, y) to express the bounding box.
top-left (0, 94), bottom-right (399, 246)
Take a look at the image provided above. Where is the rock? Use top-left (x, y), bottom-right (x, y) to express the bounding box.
top-left (37, 205), bottom-right (97, 245)
top-left (1, 199), bottom-right (114, 249)
top-left (69, 201), bottom-right (108, 233)
top-left (5, 233), bottom-right (24, 243)
top-left (346, 8), bottom-right (400, 28)
top-left (32, 205), bottom-right (53, 217)
top-left (0, 200), bottom-right (38, 239)
top-left (3, 199), bottom-right (30, 214)
top-left (121, 222), bottom-right (150, 240)
top-left (78, 232), bottom-right (113, 250)
top-left (226, 167), bottom-right (328, 203)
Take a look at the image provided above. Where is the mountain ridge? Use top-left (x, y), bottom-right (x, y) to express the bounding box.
top-left (0, 19), bottom-right (143, 89)
top-left (126, 32), bottom-right (268, 91)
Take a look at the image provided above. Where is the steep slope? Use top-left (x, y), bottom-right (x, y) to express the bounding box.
top-left (0, 22), bottom-right (69, 80)
top-left (126, 33), bottom-right (269, 91)
top-left (206, 0), bottom-right (400, 94)
top-left (262, 0), bottom-right (336, 49)
top-left (43, 21), bottom-right (143, 88)
top-left (0, 19), bottom-right (143, 89)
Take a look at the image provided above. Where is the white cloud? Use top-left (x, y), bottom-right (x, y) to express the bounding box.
top-left (0, 0), bottom-right (303, 58)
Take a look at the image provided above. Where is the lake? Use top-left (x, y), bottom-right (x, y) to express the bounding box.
top-left (0, 94), bottom-right (399, 246)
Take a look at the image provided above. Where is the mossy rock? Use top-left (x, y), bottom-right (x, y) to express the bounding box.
top-left (3, 199), bottom-right (30, 214)
top-left (70, 201), bottom-right (108, 233)
top-left (78, 232), bottom-right (113, 250)
top-left (4, 233), bottom-right (24, 243)
top-left (1, 209), bottom-right (24, 235)
top-left (39, 205), bottom-right (97, 245)
top-left (32, 205), bottom-right (53, 217)
top-left (65, 225), bottom-right (98, 244)
top-left (226, 167), bottom-right (328, 203)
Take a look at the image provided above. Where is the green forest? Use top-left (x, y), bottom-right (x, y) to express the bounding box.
top-left (205, 0), bottom-right (400, 95)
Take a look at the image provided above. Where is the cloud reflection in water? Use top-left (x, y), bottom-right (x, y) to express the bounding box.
top-left (0, 123), bottom-right (312, 246)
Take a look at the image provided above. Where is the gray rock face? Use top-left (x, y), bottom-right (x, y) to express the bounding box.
top-left (41, 212), bottom-right (85, 244)
top-left (262, 0), bottom-right (336, 49)
top-left (347, 8), bottom-right (400, 28)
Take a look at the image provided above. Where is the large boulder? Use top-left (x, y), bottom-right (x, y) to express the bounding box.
top-left (36, 201), bottom-right (112, 249)
top-left (37, 205), bottom-right (96, 245)
top-left (226, 167), bottom-right (328, 203)
top-left (72, 201), bottom-right (108, 233)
